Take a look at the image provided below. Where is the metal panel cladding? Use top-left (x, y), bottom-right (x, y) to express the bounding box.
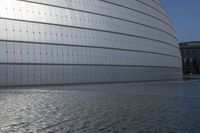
top-left (0, 0), bottom-right (182, 86)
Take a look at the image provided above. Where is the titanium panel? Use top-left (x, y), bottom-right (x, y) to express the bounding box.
top-left (0, 0), bottom-right (182, 87)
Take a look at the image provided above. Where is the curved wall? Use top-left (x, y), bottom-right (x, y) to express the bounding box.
top-left (0, 0), bottom-right (182, 86)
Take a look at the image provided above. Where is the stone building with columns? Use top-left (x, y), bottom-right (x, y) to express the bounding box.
top-left (180, 41), bottom-right (200, 74)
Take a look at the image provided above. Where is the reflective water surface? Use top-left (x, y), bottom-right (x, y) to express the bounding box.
top-left (0, 80), bottom-right (200, 133)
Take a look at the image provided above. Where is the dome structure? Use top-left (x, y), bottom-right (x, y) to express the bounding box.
top-left (0, 0), bottom-right (182, 86)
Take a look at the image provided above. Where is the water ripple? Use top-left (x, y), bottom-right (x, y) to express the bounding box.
top-left (1, 81), bottom-right (200, 133)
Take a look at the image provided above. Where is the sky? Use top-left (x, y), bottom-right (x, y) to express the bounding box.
top-left (161, 0), bottom-right (200, 43)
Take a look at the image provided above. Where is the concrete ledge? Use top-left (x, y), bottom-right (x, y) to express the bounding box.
top-left (184, 74), bottom-right (200, 80)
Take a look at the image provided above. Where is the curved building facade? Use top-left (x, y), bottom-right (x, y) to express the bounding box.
top-left (0, 0), bottom-right (182, 86)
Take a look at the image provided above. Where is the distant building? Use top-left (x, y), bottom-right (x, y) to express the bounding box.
top-left (180, 41), bottom-right (200, 74)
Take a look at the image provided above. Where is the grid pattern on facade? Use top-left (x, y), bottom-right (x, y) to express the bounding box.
top-left (0, 0), bottom-right (182, 86)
